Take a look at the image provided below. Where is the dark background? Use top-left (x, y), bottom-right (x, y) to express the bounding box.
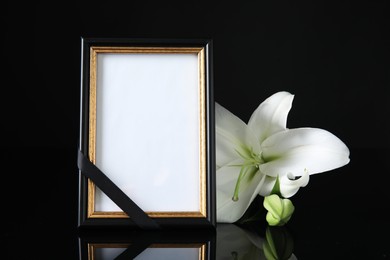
top-left (3, 0), bottom-right (389, 259)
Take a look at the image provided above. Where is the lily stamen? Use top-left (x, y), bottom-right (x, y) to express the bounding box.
top-left (232, 166), bottom-right (249, 201)
top-left (232, 149), bottom-right (263, 201)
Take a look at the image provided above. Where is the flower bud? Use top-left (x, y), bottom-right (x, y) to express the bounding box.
top-left (263, 194), bottom-right (294, 226)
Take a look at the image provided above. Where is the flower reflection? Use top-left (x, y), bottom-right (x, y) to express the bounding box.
top-left (216, 224), bottom-right (296, 260)
top-left (263, 226), bottom-right (296, 260)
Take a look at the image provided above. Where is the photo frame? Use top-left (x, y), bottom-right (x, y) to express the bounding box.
top-left (78, 38), bottom-right (215, 229)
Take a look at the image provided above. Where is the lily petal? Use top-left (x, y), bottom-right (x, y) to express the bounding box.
top-left (217, 160), bottom-right (266, 223)
top-left (216, 102), bottom-right (251, 168)
top-left (279, 171), bottom-right (310, 198)
top-left (258, 172), bottom-right (309, 198)
top-left (258, 176), bottom-right (278, 197)
top-left (248, 91), bottom-right (294, 144)
top-left (260, 128), bottom-right (350, 177)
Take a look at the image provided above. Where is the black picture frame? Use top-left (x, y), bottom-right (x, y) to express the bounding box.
top-left (78, 37), bottom-right (215, 229)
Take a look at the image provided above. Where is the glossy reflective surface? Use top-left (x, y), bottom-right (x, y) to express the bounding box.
top-left (216, 224), bottom-right (296, 260)
top-left (78, 223), bottom-right (295, 260)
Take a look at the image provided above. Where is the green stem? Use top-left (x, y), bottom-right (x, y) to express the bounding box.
top-left (232, 166), bottom-right (249, 201)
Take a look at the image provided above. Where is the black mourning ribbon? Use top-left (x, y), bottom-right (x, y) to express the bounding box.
top-left (77, 150), bottom-right (160, 230)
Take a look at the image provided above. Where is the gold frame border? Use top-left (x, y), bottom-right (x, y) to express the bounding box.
top-left (88, 243), bottom-right (206, 260)
top-left (87, 46), bottom-right (207, 219)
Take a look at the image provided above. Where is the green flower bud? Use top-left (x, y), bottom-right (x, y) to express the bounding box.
top-left (263, 194), bottom-right (295, 226)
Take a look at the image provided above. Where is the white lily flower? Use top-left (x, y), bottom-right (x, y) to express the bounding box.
top-left (216, 91), bottom-right (350, 223)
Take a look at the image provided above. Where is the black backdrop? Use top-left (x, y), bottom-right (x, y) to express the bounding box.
top-left (3, 1), bottom-right (390, 259)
